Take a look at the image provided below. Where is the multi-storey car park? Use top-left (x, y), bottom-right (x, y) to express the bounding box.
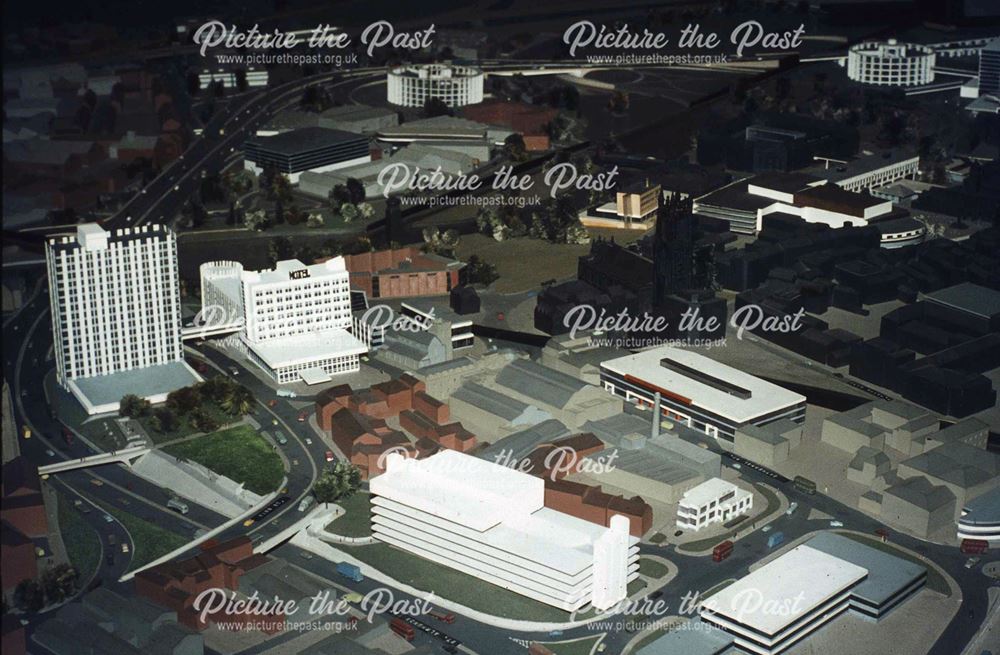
top-left (369, 451), bottom-right (638, 612)
top-left (599, 345), bottom-right (806, 443)
top-left (386, 63), bottom-right (484, 108)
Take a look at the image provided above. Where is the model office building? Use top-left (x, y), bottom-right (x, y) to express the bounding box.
top-left (701, 533), bottom-right (926, 654)
top-left (599, 345), bottom-right (806, 443)
top-left (200, 257), bottom-right (368, 385)
top-left (676, 478), bottom-right (753, 531)
top-left (46, 224), bottom-right (199, 414)
top-left (846, 40), bottom-right (935, 87)
top-left (370, 451), bottom-right (638, 612)
top-left (957, 486), bottom-right (1000, 544)
top-left (386, 64), bottom-right (484, 108)
top-left (243, 127), bottom-right (371, 183)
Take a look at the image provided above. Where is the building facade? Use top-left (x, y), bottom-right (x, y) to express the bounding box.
top-left (387, 64), bottom-right (484, 108)
top-left (846, 40), bottom-right (935, 87)
top-left (370, 451), bottom-right (638, 611)
top-left (200, 258), bottom-right (368, 384)
top-left (46, 224), bottom-right (195, 413)
top-left (676, 478), bottom-right (753, 531)
top-left (243, 127), bottom-right (371, 183)
top-left (600, 345), bottom-right (806, 443)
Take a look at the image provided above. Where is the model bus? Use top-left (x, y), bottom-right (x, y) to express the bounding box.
top-left (390, 617), bottom-right (415, 642)
top-left (428, 609), bottom-right (456, 623)
top-left (960, 539), bottom-right (989, 555)
top-left (712, 540), bottom-right (734, 562)
top-left (793, 476), bottom-right (816, 495)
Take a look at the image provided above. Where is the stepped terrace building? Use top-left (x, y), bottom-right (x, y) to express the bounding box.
top-left (370, 451), bottom-right (639, 611)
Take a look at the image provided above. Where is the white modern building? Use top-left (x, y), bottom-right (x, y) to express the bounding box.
top-left (46, 224), bottom-right (200, 414)
top-left (701, 544), bottom-right (868, 655)
top-left (846, 40), bottom-right (935, 87)
top-left (387, 64), bottom-right (484, 108)
top-left (957, 486), bottom-right (1000, 545)
top-left (600, 345), bottom-right (806, 444)
top-left (199, 258), bottom-right (368, 385)
top-left (369, 451), bottom-right (639, 612)
top-left (676, 478), bottom-right (753, 531)
top-left (701, 534), bottom-right (927, 654)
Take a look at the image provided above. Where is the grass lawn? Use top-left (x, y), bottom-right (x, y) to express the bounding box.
top-left (163, 425), bottom-right (284, 495)
top-left (139, 402), bottom-right (236, 445)
top-left (536, 635), bottom-right (603, 655)
top-left (455, 235), bottom-right (592, 293)
top-left (56, 492), bottom-right (101, 581)
top-left (840, 533), bottom-right (950, 595)
top-left (88, 497), bottom-right (188, 572)
top-left (324, 492), bottom-right (372, 538)
top-left (649, 532), bottom-right (666, 544)
top-left (343, 542), bottom-right (572, 622)
top-left (638, 557), bottom-right (669, 579)
top-left (631, 618), bottom-right (686, 651)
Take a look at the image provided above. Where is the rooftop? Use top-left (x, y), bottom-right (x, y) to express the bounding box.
top-left (680, 478), bottom-right (745, 508)
top-left (601, 346), bottom-right (806, 424)
top-left (243, 257), bottom-right (347, 285)
top-left (68, 361), bottom-right (200, 411)
top-left (922, 282), bottom-right (1000, 320)
top-left (702, 544), bottom-right (868, 636)
top-left (806, 532), bottom-right (925, 607)
top-left (244, 127), bottom-right (367, 155)
top-left (243, 328), bottom-right (367, 369)
top-left (960, 486), bottom-right (1000, 527)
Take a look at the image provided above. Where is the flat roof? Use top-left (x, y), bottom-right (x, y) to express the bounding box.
top-left (243, 257), bottom-right (347, 286)
top-left (636, 619), bottom-right (735, 655)
top-left (680, 478), bottom-right (745, 507)
top-left (370, 450), bottom-right (633, 574)
top-left (805, 532), bottom-right (925, 607)
top-left (244, 328), bottom-right (367, 369)
top-left (69, 361), bottom-right (201, 409)
top-left (961, 486), bottom-right (1000, 527)
top-left (601, 346), bottom-right (806, 424)
top-left (244, 127), bottom-right (367, 155)
top-left (922, 282), bottom-right (1000, 320)
top-left (747, 172), bottom-right (823, 193)
top-left (701, 544), bottom-right (868, 636)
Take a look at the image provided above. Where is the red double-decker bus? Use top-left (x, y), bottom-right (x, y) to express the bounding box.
top-left (390, 618), bottom-right (415, 642)
top-left (960, 539), bottom-right (989, 555)
top-left (713, 540), bottom-right (734, 562)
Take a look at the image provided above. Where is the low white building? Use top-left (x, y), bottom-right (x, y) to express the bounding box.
top-left (200, 258), bottom-right (368, 385)
top-left (369, 451), bottom-right (639, 612)
top-left (676, 478), bottom-right (753, 531)
top-left (845, 40), bottom-right (935, 87)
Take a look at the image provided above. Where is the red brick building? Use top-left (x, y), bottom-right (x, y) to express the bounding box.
top-left (342, 247), bottom-right (464, 299)
top-left (1, 456), bottom-right (49, 538)
top-left (461, 101), bottom-right (558, 151)
top-left (1, 522), bottom-right (37, 598)
top-left (134, 537), bottom-right (279, 632)
top-left (544, 479), bottom-right (653, 537)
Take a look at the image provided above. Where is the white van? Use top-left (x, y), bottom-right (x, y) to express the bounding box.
top-left (167, 498), bottom-right (190, 515)
top-left (298, 496), bottom-right (315, 513)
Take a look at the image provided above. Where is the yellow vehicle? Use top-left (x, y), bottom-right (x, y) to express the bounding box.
top-left (342, 592), bottom-right (363, 604)
top-left (243, 518), bottom-right (255, 527)
top-left (21, 426), bottom-right (31, 439)
top-left (90, 479), bottom-right (104, 487)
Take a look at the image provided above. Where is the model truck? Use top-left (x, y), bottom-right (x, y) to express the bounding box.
top-left (337, 562), bottom-right (364, 582)
top-left (767, 531), bottom-right (785, 549)
top-left (712, 540), bottom-right (734, 562)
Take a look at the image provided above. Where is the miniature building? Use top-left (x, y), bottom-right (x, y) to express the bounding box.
top-left (200, 258), bottom-right (368, 385)
top-left (701, 536), bottom-right (925, 654)
top-left (734, 424), bottom-right (791, 467)
top-left (600, 345), bottom-right (806, 443)
top-left (846, 40), bottom-right (935, 87)
top-left (957, 486), bottom-right (1000, 545)
top-left (879, 477), bottom-right (957, 539)
top-left (847, 446), bottom-right (892, 485)
top-left (134, 537), bottom-right (277, 632)
top-left (387, 64), bottom-right (484, 108)
top-left (242, 127), bottom-right (371, 183)
top-left (676, 478), bottom-right (753, 531)
top-left (343, 247), bottom-right (464, 299)
top-left (47, 224), bottom-right (199, 414)
top-left (370, 451), bottom-right (638, 611)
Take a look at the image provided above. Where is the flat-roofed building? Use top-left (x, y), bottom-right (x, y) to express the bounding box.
top-left (600, 346), bottom-right (806, 443)
top-left (46, 223), bottom-right (200, 414)
top-left (700, 544), bottom-right (868, 654)
top-left (676, 478), bottom-right (752, 531)
top-left (200, 258), bottom-right (367, 385)
top-left (243, 127), bottom-right (371, 183)
top-left (957, 486), bottom-right (1000, 544)
top-left (370, 451), bottom-right (639, 611)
